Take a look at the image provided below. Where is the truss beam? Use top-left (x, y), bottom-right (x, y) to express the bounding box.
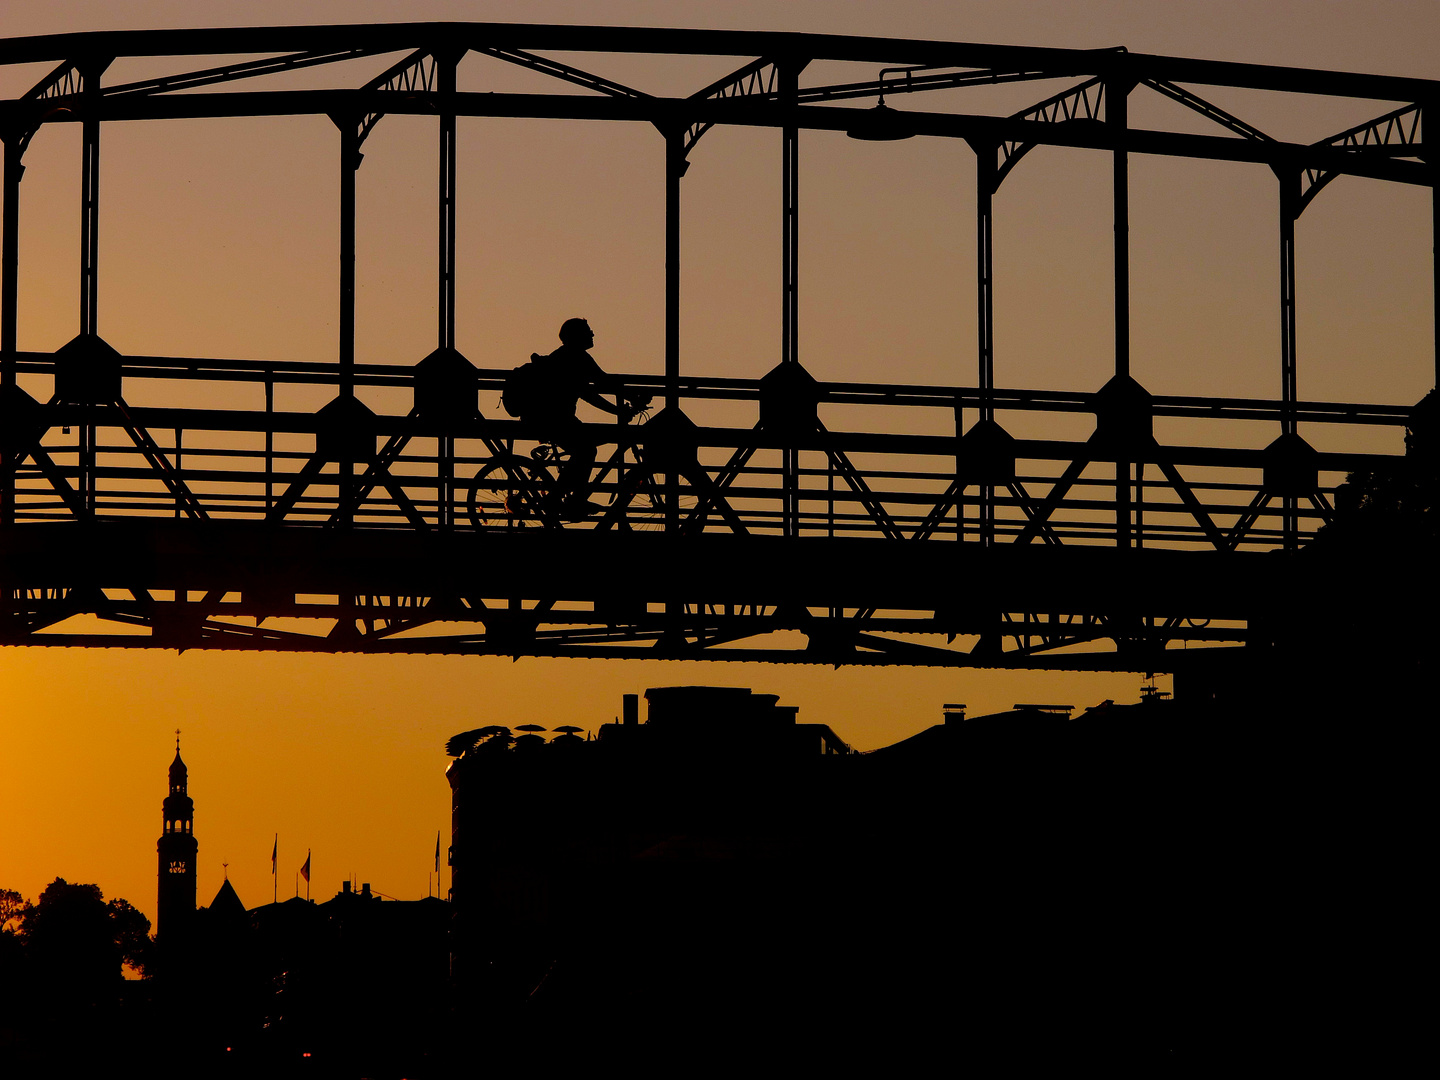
top-left (1, 520), bottom-right (1361, 670)
top-left (0, 25), bottom-right (1432, 671)
top-left (14, 89), bottom-right (1421, 191)
top-left (3, 26), bottom-right (1437, 103)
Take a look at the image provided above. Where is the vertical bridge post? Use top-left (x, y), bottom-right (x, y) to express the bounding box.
top-left (337, 118), bottom-right (360, 528)
top-left (1278, 166), bottom-right (1300, 550)
top-left (80, 64), bottom-right (102, 339)
top-left (437, 55), bottom-right (458, 528)
top-left (780, 61), bottom-right (801, 538)
top-left (338, 122), bottom-right (358, 399)
top-left (663, 127), bottom-right (684, 534)
top-left (2, 139), bottom-right (21, 378)
top-left (975, 140), bottom-right (996, 546)
top-left (1, 137), bottom-right (23, 528)
top-left (1108, 74), bottom-right (1132, 550)
top-left (79, 59), bottom-right (111, 516)
top-left (661, 125), bottom-right (686, 644)
top-left (438, 58), bottom-right (456, 354)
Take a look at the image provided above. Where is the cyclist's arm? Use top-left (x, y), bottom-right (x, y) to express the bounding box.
top-left (581, 387), bottom-right (626, 415)
top-left (580, 354), bottom-right (629, 415)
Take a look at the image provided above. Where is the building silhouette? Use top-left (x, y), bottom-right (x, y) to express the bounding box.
top-left (446, 686), bottom-right (866, 1046)
top-left (443, 685), bottom-right (1227, 1066)
top-left (133, 683), bottom-right (1349, 1069)
top-left (27, 684), bottom-right (1393, 1071)
top-left (155, 738), bottom-right (197, 943)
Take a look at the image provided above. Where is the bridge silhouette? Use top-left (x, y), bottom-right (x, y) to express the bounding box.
top-left (0, 25), bottom-right (1432, 670)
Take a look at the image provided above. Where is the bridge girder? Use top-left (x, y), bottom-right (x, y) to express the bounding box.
top-left (0, 24), bottom-right (1433, 671)
top-left (0, 519), bottom-right (1372, 671)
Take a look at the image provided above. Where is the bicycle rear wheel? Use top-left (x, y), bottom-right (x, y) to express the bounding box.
top-left (467, 456), bottom-right (553, 529)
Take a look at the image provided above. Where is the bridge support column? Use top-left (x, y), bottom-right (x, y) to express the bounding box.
top-left (79, 62), bottom-right (109, 517)
top-left (80, 85), bottom-right (100, 338)
top-left (780, 64), bottom-right (801, 538)
top-left (2, 138), bottom-right (23, 527)
top-left (338, 124), bottom-right (358, 396)
top-left (1109, 76), bottom-right (1133, 549)
top-left (974, 141), bottom-right (996, 546)
top-left (438, 59), bottom-right (458, 529)
top-left (337, 120), bottom-right (360, 526)
top-left (1278, 167), bottom-right (1299, 550)
top-left (663, 128), bottom-right (685, 536)
top-left (661, 125), bottom-right (686, 642)
top-left (265, 371), bottom-right (274, 514)
top-left (2, 140), bottom-right (20, 380)
top-left (438, 64), bottom-right (456, 354)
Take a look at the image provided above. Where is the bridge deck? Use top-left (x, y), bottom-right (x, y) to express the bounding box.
top-left (0, 351), bottom-right (1414, 668)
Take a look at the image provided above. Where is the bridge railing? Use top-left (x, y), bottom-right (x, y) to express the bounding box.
top-left (3, 351), bottom-right (1410, 551)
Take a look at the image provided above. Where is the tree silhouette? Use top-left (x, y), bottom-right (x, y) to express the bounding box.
top-left (106, 897), bottom-right (154, 978)
top-left (18, 878), bottom-right (152, 989)
top-left (0, 887), bottom-right (28, 985)
top-left (0, 887), bottom-right (27, 934)
top-left (446, 725), bottom-right (515, 756)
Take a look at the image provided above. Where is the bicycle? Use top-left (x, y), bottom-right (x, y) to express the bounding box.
top-left (466, 393), bottom-right (682, 531)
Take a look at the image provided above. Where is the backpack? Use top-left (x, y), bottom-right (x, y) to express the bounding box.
top-left (501, 353), bottom-right (547, 418)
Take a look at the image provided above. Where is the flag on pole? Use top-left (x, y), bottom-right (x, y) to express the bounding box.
top-left (435, 832), bottom-right (441, 873)
top-left (300, 851), bottom-right (311, 883)
top-left (271, 835), bottom-right (277, 874)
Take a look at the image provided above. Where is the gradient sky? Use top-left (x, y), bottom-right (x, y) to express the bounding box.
top-left (2, 1), bottom-right (1435, 926)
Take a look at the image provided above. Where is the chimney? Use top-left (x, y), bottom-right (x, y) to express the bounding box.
top-left (361, 882), bottom-right (371, 899)
top-left (623, 693), bottom-right (639, 726)
top-left (342, 881), bottom-right (351, 895)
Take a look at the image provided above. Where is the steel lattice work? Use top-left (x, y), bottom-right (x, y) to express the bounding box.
top-left (0, 24), bottom-right (1433, 670)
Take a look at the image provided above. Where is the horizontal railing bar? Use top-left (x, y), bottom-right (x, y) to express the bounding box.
top-left (26, 411), bottom-right (1410, 471)
top-left (22, 468), bottom-right (1345, 503)
top-left (11, 352), bottom-right (1416, 424)
top-left (14, 454), bottom-right (1355, 502)
top-left (23, 469), bottom-right (1347, 508)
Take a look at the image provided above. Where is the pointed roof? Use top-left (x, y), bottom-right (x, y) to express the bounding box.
top-left (197, 878), bottom-right (254, 941)
top-left (168, 754), bottom-right (188, 794)
top-left (169, 731), bottom-right (188, 780)
top-left (209, 877), bottom-right (245, 918)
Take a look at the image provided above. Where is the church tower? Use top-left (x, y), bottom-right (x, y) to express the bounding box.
top-left (156, 735), bottom-right (198, 941)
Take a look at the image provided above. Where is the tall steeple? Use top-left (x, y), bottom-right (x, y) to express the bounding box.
top-left (157, 731), bottom-right (198, 941)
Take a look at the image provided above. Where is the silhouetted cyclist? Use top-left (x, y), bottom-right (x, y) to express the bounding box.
top-left (528, 318), bottom-right (637, 519)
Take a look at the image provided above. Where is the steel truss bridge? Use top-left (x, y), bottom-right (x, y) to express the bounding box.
top-left (0, 24), bottom-right (1433, 669)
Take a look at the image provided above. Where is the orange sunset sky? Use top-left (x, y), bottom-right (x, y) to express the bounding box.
top-left (2, 1), bottom-right (1435, 925)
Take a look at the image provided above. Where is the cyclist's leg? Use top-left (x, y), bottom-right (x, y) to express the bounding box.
top-left (552, 420), bottom-right (598, 508)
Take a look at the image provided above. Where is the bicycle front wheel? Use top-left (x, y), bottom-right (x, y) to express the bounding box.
top-left (614, 467), bottom-right (699, 532)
